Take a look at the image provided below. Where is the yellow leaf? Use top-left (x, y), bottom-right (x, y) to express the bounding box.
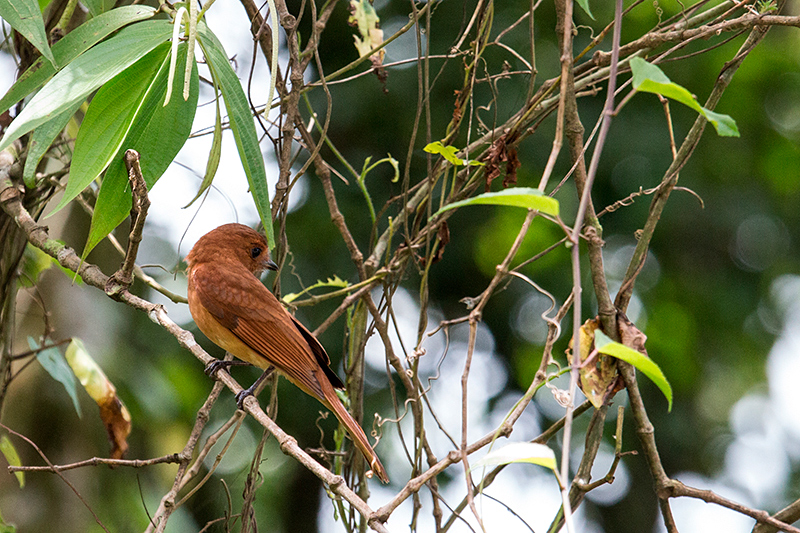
top-left (348, 0), bottom-right (384, 64)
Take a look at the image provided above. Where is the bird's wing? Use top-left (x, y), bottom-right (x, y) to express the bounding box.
top-left (191, 262), bottom-right (338, 399)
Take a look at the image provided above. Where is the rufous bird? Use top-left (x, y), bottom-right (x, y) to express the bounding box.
top-left (185, 223), bottom-right (388, 483)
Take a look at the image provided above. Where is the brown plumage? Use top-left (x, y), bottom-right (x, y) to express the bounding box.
top-left (185, 223), bottom-right (388, 483)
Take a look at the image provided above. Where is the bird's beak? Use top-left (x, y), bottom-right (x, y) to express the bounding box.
top-left (265, 259), bottom-right (279, 271)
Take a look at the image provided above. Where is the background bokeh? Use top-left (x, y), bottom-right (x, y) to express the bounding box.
top-left (1, 0), bottom-right (799, 531)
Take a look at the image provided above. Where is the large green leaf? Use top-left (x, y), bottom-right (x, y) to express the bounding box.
top-left (48, 43), bottom-right (170, 217)
top-left (82, 0), bottom-right (116, 17)
top-left (184, 82), bottom-right (223, 208)
top-left (431, 187), bottom-right (560, 219)
top-left (22, 99), bottom-right (82, 188)
top-left (197, 23), bottom-right (275, 249)
top-left (83, 43), bottom-right (199, 257)
top-left (0, 5), bottom-right (156, 115)
top-left (0, 0), bottom-right (56, 66)
top-left (630, 57), bottom-right (739, 137)
top-left (0, 19), bottom-right (173, 152)
top-left (594, 330), bottom-right (673, 411)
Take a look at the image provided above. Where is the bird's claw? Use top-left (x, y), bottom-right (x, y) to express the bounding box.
top-left (205, 359), bottom-right (247, 376)
top-left (234, 367), bottom-right (274, 409)
top-left (235, 386), bottom-right (257, 409)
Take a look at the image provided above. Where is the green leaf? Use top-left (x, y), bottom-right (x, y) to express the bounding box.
top-left (29, 337), bottom-right (82, 417)
top-left (432, 187), bottom-right (560, 219)
top-left (22, 99), bottom-right (83, 188)
top-left (81, 0), bottom-right (115, 17)
top-left (0, 0), bottom-right (56, 67)
top-left (575, 0), bottom-right (594, 19)
top-left (424, 141), bottom-right (484, 167)
top-left (184, 83), bottom-right (223, 208)
top-left (0, 435), bottom-right (24, 488)
top-left (0, 5), bottom-right (156, 115)
top-left (594, 330), bottom-right (673, 411)
top-left (0, 509), bottom-right (17, 533)
top-left (18, 243), bottom-right (55, 287)
top-left (701, 108), bottom-right (739, 137)
top-left (19, 239), bottom-right (82, 283)
top-left (83, 42), bottom-right (198, 257)
top-left (283, 275), bottom-right (350, 304)
top-left (48, 43), bottom-right (170, 217)
top-left (630, 57), bottom-right (739, 137)
top-left (471, 442), bottom-right (558, 473)
top-left (0, 19), bottom-right (173, 152)
top-left (197, 23), bottom-right (275, 249)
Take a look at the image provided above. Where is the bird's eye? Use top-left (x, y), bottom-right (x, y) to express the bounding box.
top-left (250, 246), bottom-right (263, 259)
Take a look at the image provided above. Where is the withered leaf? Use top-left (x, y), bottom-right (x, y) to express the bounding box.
top-left (568, 318), bottom-right (621, 409)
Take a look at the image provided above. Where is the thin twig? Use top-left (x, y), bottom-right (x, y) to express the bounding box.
top-left (9, 454), bottom-right (183, 472)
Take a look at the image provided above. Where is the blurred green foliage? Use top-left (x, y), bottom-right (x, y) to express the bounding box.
top-left (2, 0), bottom-right (800, 532)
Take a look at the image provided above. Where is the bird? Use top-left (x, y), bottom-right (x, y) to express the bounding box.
top-left (185, 223), bottom-right (389, 483)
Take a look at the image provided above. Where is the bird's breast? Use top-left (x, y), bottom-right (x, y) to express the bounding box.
top-left (187, 274), bottom-right (271, 370)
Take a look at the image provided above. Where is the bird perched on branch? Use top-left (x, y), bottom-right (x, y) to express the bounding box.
top-left (185, 223), bottom-right (388, 483)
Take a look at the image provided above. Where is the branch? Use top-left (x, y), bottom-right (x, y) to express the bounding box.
top-left (667, 480), bottom-right (800, 533)
top-left (0, 154), bottom-right (390, 533)
top-left (106, 150), bottom-right (150, 297)
top-left (588, 12), bottom-right (800, 70)
top-left (9, 454), bottom-right (183, 473)
top-left (615, 19), bottom-right (771, 311)
top-left (147, 380), bottom-right (227, 532)
top-left (753, 498), bottom-right (800, 533)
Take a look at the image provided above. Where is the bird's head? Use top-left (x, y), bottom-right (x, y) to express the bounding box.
top-left (186, 223), bottom-right (278, 274)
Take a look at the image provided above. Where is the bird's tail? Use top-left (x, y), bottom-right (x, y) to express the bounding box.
top-left (321, 379), bottom-right (389, 483)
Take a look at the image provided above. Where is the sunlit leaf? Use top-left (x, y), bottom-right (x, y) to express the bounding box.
top-left (431, 187), bottom-right (560, 219)
top-left (0, 19), bottom-right (173, 152)
top-left (49, 43), bottom-right (170, 217)
top-left (594, 330), bottom-right (673, 411)
top-left (630, 57), bottom-right (739, 137)
top-left (348, 0), bottom-right (385, 62)
top-left (83, 42), bottom-right (198, 258)
top-left (472, 442), bottom-right (558, 472)
top-left (197, 23), bottom-right (274, 249)
top-left (0, 436), bottom-right (23, 488)
top-left (283, 275), bottom-right (350, 304)
top-left (0, 6), bottom-right (156, 115)
top-left (29, 337), bottom-right (82, 417)
top-left (65, 339), bottom-right (132, 459)
top-left (0, 0), bottom-right (56, 66)
top-left (65, 339), bottom-right (114, 404)
top-left (424, 141), bottom-right (484, 167)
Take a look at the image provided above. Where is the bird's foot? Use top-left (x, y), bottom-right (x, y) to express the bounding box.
top-left (205, 358), bottom-right (250, 377)
top-left (234, 366), bottom-right (276, 410)
top-left (234, 386), bottom-right (257, 409)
